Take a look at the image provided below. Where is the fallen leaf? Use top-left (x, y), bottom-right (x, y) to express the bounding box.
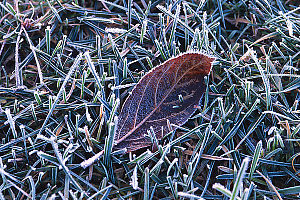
top-left (114, 52), bottom-right (215, 152)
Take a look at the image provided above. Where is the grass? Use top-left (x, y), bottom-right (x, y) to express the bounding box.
top-left (0, 0), bottom-right (299, 199)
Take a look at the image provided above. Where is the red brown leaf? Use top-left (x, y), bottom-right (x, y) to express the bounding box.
top-left (113, 52), bottom-right (215, 152)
